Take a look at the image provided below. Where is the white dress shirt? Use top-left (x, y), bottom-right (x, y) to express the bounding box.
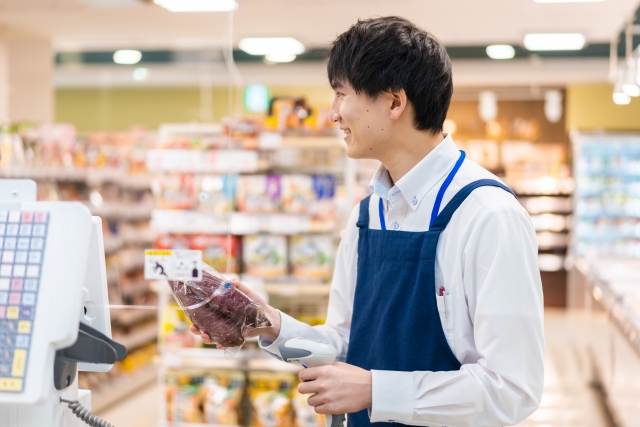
top-left (260, 135), bottom-right (544, 427)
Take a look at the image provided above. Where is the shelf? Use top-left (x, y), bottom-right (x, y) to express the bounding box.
top-left (264, 282), bottom-right (331, 297)
top-left (151, 210), bottom-right (337, 235)
top-left (113, 322), bottom-right (158, 352)
top-left (92, 362), bottom-right (158, 413)
top-left (0, 167), bottom-right (152, 191)
top-left (280, 136), bottom-right (343, 149)
top-left (160, 347), bottom-right (300, 373)
top-left (146, 149), bottom-right (259, 173)
top-left (87, 202), bottom-right (155, 221)
top-left (0, 166), bottom-right (86, 181)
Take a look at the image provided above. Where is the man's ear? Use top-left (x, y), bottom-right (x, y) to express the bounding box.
top-left (389, 89), bottom-right (408, 121)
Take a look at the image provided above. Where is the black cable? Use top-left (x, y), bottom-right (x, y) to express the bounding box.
top-left (61, 398), bottom-right (115, 427)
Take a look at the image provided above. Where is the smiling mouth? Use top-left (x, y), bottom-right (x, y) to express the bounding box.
top-left (344, 129), bottom-right (351, 135)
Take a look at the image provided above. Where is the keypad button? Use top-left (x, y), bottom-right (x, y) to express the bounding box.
top-left (0, 212), bottom-right (7, 222)
top-left (30, 238), bottom-right (43, 250)
top-left (23, 280), bottom-right (37, 292)
top-left (0, 279), bottom-right (8, 291)
top-left (0, 265), bottom-right (12, 277)
top-left (15, 335), bottom-right (29, 348)
top-left (8, 293), bottom-right (21, 305)
top-left (15, 252), bottom-right (27, 264)
top-left (18, 225), bottom-right (31, 236)
top-left (6, 225), bottom-right (18, 236)
top-left (4, 238), bottom-right (16, 250)
top-left (0, 307), bottom-right (5, 319)
top-left (8, 212), bottom-right (20, 223)
top-left (17, 239), bottom-right (29, 250)
top-left (20, 212), bottom-right (33, 223)
top-left (10, 280), bottom-right (22, 291)
top-left (34, 212), bottom-right (47, 223)
top-left (19, 307), bottom-right (33, 320)
top-left (0, 293), bottom-right (7, 304)
top-left (21, 293), bottom-right (35, 306)
top-left (0, 224), bottom-right (5, 236)
top-left (2, 251), bottom-right (14, 263)
top-left (26, 266), bottom-right (39, 278)
top-left (27, 252), bottom-right (41, 264)
top-left (31, 225), bottom-right (45, 237)
top-left (12, 265), bottom-right (25, 278)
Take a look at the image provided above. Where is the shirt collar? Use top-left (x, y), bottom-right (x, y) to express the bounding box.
top-left (368, 134), bottom-right (461, 211)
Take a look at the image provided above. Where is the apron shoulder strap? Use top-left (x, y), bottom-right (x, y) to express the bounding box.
top-left (429, 179), bottom-right (516, 232)
top-left (356, 195), bottom-right (372, 229)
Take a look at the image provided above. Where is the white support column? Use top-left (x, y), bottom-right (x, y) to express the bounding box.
top-left (0, 29), bottom-right (54, 124)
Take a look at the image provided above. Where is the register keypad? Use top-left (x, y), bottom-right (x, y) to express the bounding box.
top-left (0, 211), bottom-right (48, 392)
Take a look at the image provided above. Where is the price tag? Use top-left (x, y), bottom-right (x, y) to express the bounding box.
top-left (144, 250), bottom-right (173, 280)
top-left (172, 250), bottom-right (202, 281)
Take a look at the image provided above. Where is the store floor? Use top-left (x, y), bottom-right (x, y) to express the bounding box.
top-left (96, 309), bottom-right (611, 427)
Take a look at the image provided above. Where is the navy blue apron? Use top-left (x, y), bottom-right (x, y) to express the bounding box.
top-left (345, 151), bottom-right (515, 427)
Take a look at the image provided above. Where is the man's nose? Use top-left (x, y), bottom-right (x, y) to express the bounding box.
top-left (329, 109), bottom-right (341, 122)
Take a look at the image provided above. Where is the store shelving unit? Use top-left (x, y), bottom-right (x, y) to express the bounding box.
top-left (0, 126), bottom-right (160, 410)
top-left (148, 123), bottom-right (345, 426)
top-left (568, 131), bottom-right (640, 350)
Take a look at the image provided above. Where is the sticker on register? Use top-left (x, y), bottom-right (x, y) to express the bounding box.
top-left (0, 210), bottom-right (49, 392)
top-left (144, 249), bottom-right (202, 281)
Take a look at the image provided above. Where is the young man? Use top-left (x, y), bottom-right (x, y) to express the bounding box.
top-left (194, 16), bottom-right (544, 427)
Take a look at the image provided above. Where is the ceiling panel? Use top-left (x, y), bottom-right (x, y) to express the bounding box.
top-left (0, 0), bottom-right (636, 50)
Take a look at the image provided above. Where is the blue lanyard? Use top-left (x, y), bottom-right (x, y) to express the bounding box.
top-left (378, 150), bottom-right (466, 231)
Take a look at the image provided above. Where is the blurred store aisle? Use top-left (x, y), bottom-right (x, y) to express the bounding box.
top-left (517, 309), bottom-right (609, 427)
top-left (95, 310), bottom-right (611, 427)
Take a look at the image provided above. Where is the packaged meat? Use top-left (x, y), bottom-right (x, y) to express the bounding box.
top-left (170, 263), bottom-right (271, 355)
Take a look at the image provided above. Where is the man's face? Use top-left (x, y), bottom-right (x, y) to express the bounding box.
top-left (330, 81), bottom-right (392, 160)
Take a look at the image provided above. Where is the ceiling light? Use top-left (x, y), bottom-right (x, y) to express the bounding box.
top-left (154, 0), bottom-right (238, 12)
top-left (239, 37), bottom-right (305, 56)
top-left (524, 33), bottom-right (585, 51)
top-left (133, 67), bottom-right (149, 81)
top-left (533, 0), bottom-right (604, 2)
top-left (113, 50), bottom-right (142, 65)
top-left (265, 53), bottom-right (297, 63)
top-left (622, 84), bottom-right (640, 97)
top-left (486, 45), bottom-right (515, 60)
top-left (613, 92), bottom-right (631, 105)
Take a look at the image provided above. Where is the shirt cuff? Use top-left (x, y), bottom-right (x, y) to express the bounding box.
top-left (258, 310), bottom-right (304, 360)
top-left (370, 370), bottom-right (414, 423)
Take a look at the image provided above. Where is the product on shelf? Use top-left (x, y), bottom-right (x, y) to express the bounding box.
top-left (154, 173), bottom-right (197, 210)
top-left (191, 234), bottom-right (241, 274)
top-left (198, 175), bottom-right (238, 214)
top-left (243, 235), bottom-right (288, 277)
top-left (248, 371), bottom-right (295, 427)
top-left (167, 376), bottom-right (203, 423)
top-left (170, 263), bottom-right (271, 353)
top-left (289, 235), bottom-right (335, 280)
top-left (292, 386), bottom-right (325, 427)
top-left (155, 234), bottom-right (192, 250)
top-left (281, 175), bottom-right (337, 220)
top-left (237, 175), bottom-right (282, 213)
top-left (202, 370), bottom-right (246, 424)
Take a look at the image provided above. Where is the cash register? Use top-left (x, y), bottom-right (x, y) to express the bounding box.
top-left (0, 179), bottom-right (126, 427)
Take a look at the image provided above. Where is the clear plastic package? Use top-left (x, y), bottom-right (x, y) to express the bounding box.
top-left (170, 263), bottom-right (271, 356)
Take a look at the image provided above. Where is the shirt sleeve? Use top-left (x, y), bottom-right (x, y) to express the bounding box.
top-left (259, 204), bottom-right (360, 362)
top-left (370, 203), bottom-right (544, 427)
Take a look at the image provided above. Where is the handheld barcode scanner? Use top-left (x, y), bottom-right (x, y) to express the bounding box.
top-left (279, 338), bottom-right (346, 427)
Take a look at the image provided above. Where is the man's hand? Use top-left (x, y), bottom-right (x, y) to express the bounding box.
top-left (298, 362), bottom-right (372, 415)
top-left (188, 278), bottom-right (282, 347)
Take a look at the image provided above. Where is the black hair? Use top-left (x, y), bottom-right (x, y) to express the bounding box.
top-left (327, 16), bottom-right (452, 134)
